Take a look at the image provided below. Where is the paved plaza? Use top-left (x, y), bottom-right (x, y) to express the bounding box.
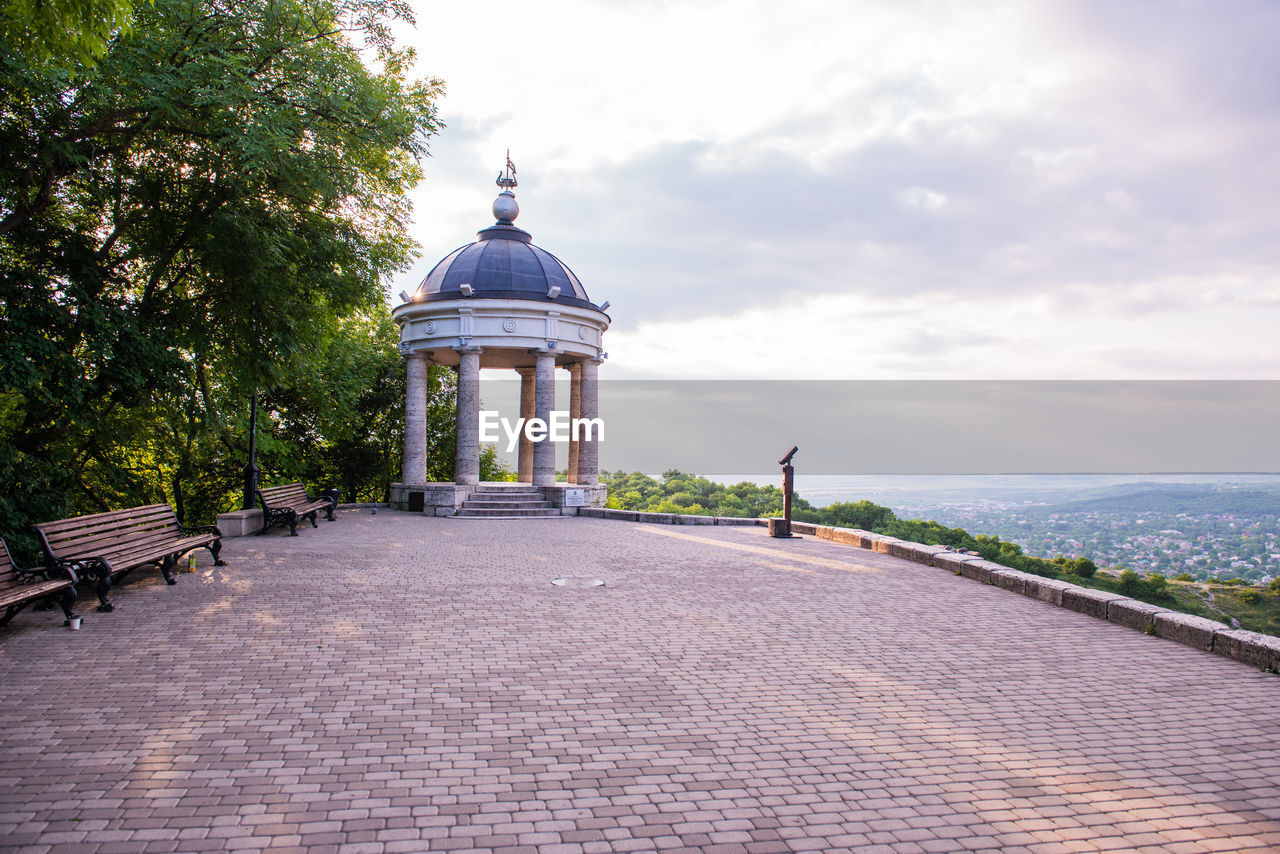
top-left (2, 511), bottom-right (1280, 854)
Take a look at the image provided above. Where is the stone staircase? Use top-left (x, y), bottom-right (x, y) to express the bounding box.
top-left (455, 485), bottom-right (560, 518)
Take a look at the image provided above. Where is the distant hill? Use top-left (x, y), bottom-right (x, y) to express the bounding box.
top-left (1043, 484), bottom-right (1280, 516)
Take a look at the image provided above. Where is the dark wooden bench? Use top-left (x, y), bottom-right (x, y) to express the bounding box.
top-left (34, 505), bottom-right (223, 612)
top-left (1, 538), bottom-right (79, 628)
top-left (256, 483), bottom-right (336, 536)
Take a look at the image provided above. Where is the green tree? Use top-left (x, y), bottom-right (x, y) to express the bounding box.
top-left (0, 0), bottom-right (144, 70)
top-left (0, 0), bottom-right (441, 558)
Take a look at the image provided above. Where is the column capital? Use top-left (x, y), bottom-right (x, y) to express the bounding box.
top-left (530, 347), bottom-right (556, 357)
top-left (454, 345), bottom-right (484, 355)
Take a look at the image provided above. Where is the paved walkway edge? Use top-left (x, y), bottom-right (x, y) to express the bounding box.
top-left (578, 507), bottom-right (1280, 673)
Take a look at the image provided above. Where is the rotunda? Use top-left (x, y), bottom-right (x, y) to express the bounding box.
top-left (390, 159), bottom-right (609, 514)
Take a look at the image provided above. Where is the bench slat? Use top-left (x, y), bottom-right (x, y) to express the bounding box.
top-left (43, 522), bottom-right (182, 557)
top-left (0, 578), bottom-right (72, 607)
top-left (0, 544), bottom-right (18, 589)
top-left (259, 491), bottom-right (310, 503)
top-left (38, 515), bottom-right (178, 545)
top-left (35, 505), bottom-right (175, 535)
top-left (79, 537), bottom-right (216, 575)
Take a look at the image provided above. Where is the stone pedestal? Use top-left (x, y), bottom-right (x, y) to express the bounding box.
top-left (540, 483), bottom-right (608, 514)
top-left (216, 508), bottom-right (263, 538)
top-left (389, 482), bottom-right (476, 515)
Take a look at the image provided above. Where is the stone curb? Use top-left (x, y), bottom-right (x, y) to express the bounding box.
top-left (1062, 587), bottom-right (1127, 620)
top-left (957, 560), bottom-right (998, 584)
top-left (1108, 598), bottom-right (1168, 633)
top-left (1214, 629), bottom-right (1280, 671)
top-left (889, 541), bottom-right (950, 565)
top-left (931, 552), bottom-right (984, 575)
top-left (1023, 575), bottom-right (1078, 607)
top-left (578, 507), bottom-right (765, 527)
top-left (1153, 612), bottom-right (1223, 652)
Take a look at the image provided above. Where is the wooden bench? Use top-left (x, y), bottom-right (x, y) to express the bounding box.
top-left (1, 538), bottom-right (79, 628)
top-left (256, 483), bottom-right (336, 536)
top-left (34, 505), bottom-right (223, 612)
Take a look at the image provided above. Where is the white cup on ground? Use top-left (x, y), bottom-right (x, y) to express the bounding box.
top-left (68, 617), bottom-right (82, 630)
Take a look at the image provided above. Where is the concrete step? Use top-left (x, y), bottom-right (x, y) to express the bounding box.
top-left (455, 507), bottom-right (561, 518)
top-left (463, 500), bottom-right (554, 510)
top-left (466, 493), bottom-right (547, 502)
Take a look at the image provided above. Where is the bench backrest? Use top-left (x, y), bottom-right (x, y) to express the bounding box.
top-left (258, 483), bottom-right (312, 507)
top-left (35, 505), bottom-right (183, 563)
top-left (1, 538), bottom-right (24, 594)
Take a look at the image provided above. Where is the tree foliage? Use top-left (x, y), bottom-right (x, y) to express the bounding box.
top-left (0, 0), bottom-right (143, 70)
top-left (603, 470), bottom-right (793, 518)
top-left (0, 0), bottom-right (442, 560)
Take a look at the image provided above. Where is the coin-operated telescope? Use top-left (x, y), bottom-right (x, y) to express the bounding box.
top-left (770, 446), bottom-right (799, 539)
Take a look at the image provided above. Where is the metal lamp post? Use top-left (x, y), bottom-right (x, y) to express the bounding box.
top-left (242, 393), bottom-right (259, 511)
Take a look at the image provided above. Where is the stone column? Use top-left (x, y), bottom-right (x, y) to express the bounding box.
top-left (578, 357), bottom-right (602, 485)
top-left (532, 349), bottom-right (556, 487)
top-left (454, 347), bottom-right (482, 486)
top-left (402, 352), bottom-right (428, 484)
top-left (517, 367), bottom-right (535, 483)
top-left (567, 363), bottom-right (582, 483)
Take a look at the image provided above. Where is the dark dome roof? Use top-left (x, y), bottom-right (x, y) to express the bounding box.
top-left (415, 219), bottom-right (594, 309)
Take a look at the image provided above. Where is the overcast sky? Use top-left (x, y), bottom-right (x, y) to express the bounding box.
top-left (389, 0), bottom-right (1280, 380)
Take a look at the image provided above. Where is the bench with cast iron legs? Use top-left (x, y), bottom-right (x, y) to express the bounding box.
top-left (33, 505), bottom-right (223, 612)
top-left (0, 538), bottom-right (79, 628)
top-left (256, 483), bottom-right (336, 536)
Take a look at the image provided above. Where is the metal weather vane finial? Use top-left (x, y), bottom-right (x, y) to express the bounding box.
top-left (496, 149), bottom-right (518, 190)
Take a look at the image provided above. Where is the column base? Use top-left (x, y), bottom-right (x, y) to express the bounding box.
top-left (389, 483), bottom-right (476, 516)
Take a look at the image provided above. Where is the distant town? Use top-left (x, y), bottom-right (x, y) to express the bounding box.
top-left (899, 483), bottom-right (1280, 584)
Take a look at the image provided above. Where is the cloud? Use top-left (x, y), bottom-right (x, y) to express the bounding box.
top-left (393, 0), bottom-right (1280, 380)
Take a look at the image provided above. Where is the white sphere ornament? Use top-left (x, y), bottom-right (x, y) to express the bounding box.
top-left (493, 191), bottom-right (519, 222)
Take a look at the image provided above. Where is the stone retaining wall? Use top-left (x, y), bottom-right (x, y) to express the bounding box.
top-left (585, 512), bottom-right (1280, 674)
top-left (577, 507), bottom-right (763, 526)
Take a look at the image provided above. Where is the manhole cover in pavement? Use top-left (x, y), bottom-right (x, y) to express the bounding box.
top-left (551, 577), bottom-right (606, 588)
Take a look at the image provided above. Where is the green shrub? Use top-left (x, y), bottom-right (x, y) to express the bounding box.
top-left (1118, 569), bottom-right (1141, 595)
top-left (1064, 557), bottom-right (1097, 579)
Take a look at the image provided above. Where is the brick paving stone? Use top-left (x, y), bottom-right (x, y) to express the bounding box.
top-left (3, 512), bottom-right (1280, 852)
